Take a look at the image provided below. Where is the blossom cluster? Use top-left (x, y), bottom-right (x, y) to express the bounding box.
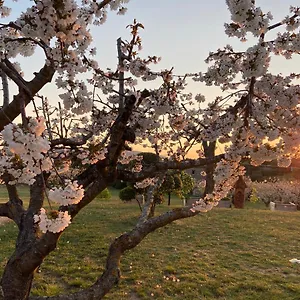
top-left (33, 180), bottom-right (84, 234)
top-left (0, 116), bottom-right (85, 234)
top-left (77, 148), bottom-right (107, 165)
top-left (252, 180), bottom-right (300, 206)
top-left (0, 118), bottom-right (51, 185)
top-left (0, 114), bottom-right (87, 233)
top-left (135, 177), bottom-right (158, 189)
top-left (33, 208), bottom-right (71, 234)
top-left (118, 152), bottom-right (143, 165)
top-left (48, 180), bottom-right (84, 206)
top-left (225, 0), bottom-right (272, 39)
top-left (191, 198), bottom-right (218, 213)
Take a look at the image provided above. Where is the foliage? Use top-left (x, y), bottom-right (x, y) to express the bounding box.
top-left (98, 188), bottom-right (111, 200)
top-left (157, 171), bottom-right (194, 205)
top-left (159, 172), bottom-right (182, 197)
top-left (139, 152), bottom-right (160, 166)
top-left (119, 186), bottom-right (137, 202)
top-left (249, 187), bottom-right (259, 203)
top-left (159, 171), bottom-right (194, 199)
top-left (178, 172), bottom-right (194, 199)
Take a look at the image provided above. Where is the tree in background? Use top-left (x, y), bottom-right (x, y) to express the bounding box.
top-left (159, 171), bottom-right (194, 206)
top-left (159, 171), bottom-right (182, 206)
top-left (119, 185), bottom-right (136, 202)
top-left (1, 1), bottom-right (300, 299)
top-left (178, 171), bottom-right (195, 200)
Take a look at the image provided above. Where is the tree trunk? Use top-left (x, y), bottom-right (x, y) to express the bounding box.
top-left (1, 215), bottom-right (59, 299)
top-left (202, 141), bottom-right (216, 197)
top-left (167, 192), bottom-right (171, 206)
top-left (0, 217), bottom-right (45, 300)
top-left (204, 163), bottom-right (215, 196)
top-left (1, 258), bottom-right (34, 300)
top-left (1, 227), bottom-right (60, 300)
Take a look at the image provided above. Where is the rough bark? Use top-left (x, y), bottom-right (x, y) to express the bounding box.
top-left (0, 173), bottom-right (25, 226)
top-left (0, 69), bottom-right (9, 108)
top-left (1, 175), bottom-right (46, 299)
top-left (148, 201), bottom-right (156, 219)
top-left (1, 261), bottom-right (34, 300)
top-left (203, 141), bottom-right (216, 197)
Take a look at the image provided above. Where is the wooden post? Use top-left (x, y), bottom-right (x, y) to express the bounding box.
top-left (233, 176), bottom-right (247, 209)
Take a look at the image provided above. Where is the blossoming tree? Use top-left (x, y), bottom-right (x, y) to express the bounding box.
top-left (1, 0), bottom-right (300, 299)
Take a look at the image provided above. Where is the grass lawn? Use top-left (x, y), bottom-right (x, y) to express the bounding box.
top-left (1, 187), bottom-right (300, 299)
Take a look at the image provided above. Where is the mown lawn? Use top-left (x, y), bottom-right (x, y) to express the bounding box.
top-left (1, 186), bottom-right (300, 299)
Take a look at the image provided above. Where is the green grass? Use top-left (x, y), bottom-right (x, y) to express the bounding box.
top-left (1, 187), bottom-right (300, 299)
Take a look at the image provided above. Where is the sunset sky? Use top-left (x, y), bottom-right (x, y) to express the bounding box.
top-left (7, 0), bottom-right (300, 98)
top-left (4, 1), bottom-right (300, 156)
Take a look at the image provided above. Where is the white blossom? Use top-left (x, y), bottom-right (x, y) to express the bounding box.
top-left (48, 180), bottom-right (84, 205)
top-left (34, 208), bottom-right (71, 233)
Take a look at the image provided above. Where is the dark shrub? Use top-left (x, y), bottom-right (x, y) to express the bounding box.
top-left (119, 186), bottom-right (136, 202)
top-left (112, 180), bottom-right (127, 190)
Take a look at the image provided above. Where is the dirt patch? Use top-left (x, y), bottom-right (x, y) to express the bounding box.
top-left (0, 217), bottom-right (10, 226)
top-left (129, 292), bottom-right (141, 300)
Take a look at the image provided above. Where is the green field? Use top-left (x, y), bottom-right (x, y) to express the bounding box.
top-left (1, 187), bottom-right (300, 299)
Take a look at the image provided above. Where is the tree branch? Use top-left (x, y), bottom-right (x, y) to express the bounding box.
top-left (69, 176), bottom-right (108, 217)
top-left (267, 14), bottom-right (298, 32)
top-left (0, 61), bottom-right (31, 97)
top-left (118, 154), bottom-right (225, 183)
top-left (28, 174), bottom-right (47, 214)
top-left (50, 133), bottom-right (93, 148)
top-left (137, 173), bottom-right (165, 226)
top-left (5, 185), bottom-right (24, 225)
top-left (0, 200), bottom-right (23, 226)
top-left (106, 89), bottom-right (150, 165)
top-left (0, 63), bottom-right (55, 131)
top-left (117, 37), bottom-right (125, 112)
top-left (0, 203), bottom-right (12, 219)
top-left (0, 173), bottom-right (25, 226)
top-left (97, 0), bottom-right (113, 10)
top-left (0, 69), bottom-right (9, 108)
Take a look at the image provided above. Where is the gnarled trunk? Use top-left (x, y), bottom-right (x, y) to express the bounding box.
top-left (1, 257), bottom-right (35, 300)
top-left (1, 215), bottom-right (45, 300)
top-left (1, 226), bottom-right (60, 300)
